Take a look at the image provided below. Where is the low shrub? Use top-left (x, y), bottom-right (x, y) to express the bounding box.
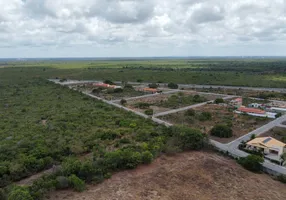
top-left (141, 151), bottom-right (153, 164)
top-left (145, 109), bottom-right (154, 116)
top-left (56, 176), bottom-right (69, 189)
top-left (68, 174), bottom-right (85, 192)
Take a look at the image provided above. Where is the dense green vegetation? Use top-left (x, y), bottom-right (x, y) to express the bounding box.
top-left (210, 124), bottom-right (233, 138)
top-left (155, 93), bottom-right (207, 109)
top-left (238, 155), bottom-right (264, 172)
top-left (0, 63), bottom-right (210, 199)
top-left (1, 58), bottom-right (286, 87)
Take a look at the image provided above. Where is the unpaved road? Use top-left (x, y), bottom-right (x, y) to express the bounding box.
top-left (49, 151), bottom-right (286, 200)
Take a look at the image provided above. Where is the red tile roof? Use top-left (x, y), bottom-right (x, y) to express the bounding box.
top-left (143, 88), bottom-right (158, 92)
top-left (234, 97), bottom-right (242, 102)
top-left (237, 106), bottom-right (266, 114)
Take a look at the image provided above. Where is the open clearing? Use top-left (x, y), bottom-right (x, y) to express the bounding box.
top-left (260, 127), bottom-right (286, 143)
top-left (125, 91), bottom-right (225, 115)
top-left (49, 151), bottom-right (286, 200)
top-left (159, 104), bottom-right (272, 143)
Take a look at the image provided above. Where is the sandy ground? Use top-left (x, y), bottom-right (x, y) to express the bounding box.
top-left (48, 151), bottom-right (286, 200)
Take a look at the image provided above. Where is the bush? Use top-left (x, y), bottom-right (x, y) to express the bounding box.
top-left (8, 187), bottom-right (33, 200)
top-left (145, 109), bottom-right (154, 116)
top-left (141, 151), bottom-right (153, 164)
top-left (135, 102), bottom-right (150, 109)
top-left (210, 124), bottom-right (233, 138)
top-left (168, 82), bottom-right (179, 89)
top-left (104, 80), bottom-right (115, 85)
top-left (185, 109), bottom-right (195, 116)
top-left (197, 112), bottom-right (212, 121)
top-left (56, 176), bottom-right (69, 189)
top-left (120, 99), bottom-right (127, 105)
top-left (124, 84), bottom-right (133, 89)
top-left (104, 149), bottom-right (142, 170)
top-left (238, 155), bottom-right (264, 172)
top-left (277, 175), bottom-right (286, 184)
top-left (114, 88), bottom-right (123, 93)
top-left (68, 174), bottom-right (85, 192)
top-left (214, 98), bottom-right (224, 104)
top-left (148, 83), bottom-right (159, 89)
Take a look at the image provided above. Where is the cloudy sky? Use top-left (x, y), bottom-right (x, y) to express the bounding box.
top-left (0, 0), bottom-right (285, 58)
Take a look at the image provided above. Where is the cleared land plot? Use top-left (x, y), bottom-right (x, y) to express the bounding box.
top-left (124, 91), bottom-right (226, 115)
top-left (49, 151), bottom-right (286, 200)
top-left (159, 104), bottom-right (272, 143)
top-left (260, 127), bottom-right (286, 143)
top-left (74, 84), bottom-right (147, 100)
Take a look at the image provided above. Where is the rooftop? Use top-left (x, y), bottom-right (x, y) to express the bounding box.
top-left (247, 137), bottom-right (286, 149)
top-left (237, 106), bottom-right (266, 114)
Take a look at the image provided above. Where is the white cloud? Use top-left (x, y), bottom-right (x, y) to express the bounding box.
top-left (0, 0), bottom-right (285, 57)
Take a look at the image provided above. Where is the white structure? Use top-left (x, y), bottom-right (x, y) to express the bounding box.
top-left (235, 106), bottom-right (276, 119)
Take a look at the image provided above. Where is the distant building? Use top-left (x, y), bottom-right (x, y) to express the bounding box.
top-left (229, 97), bottom-right (242, 108)
top-left (138, 88), bottom-right (159, 94)
top-left (269, 107), bottom-right (286, 114)
top-left (246, 137), bottom-right (286, 162)
top-left (93, 83), bottom-right (121, 89)
top-left (235, 106), bottom-right (276, 118)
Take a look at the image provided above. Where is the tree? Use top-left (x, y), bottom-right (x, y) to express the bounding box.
top-left (8, 187), bottom-right (33, 200)
top-left (210, 124), bottom-right (233, 138)
top-left (171, 126), bottom-right (207, 150)
top-left (238, 155), bottom-right (264, 172)
top-left (214, 98), bottom-right (224, 104)
top-left (120, 99), bottom-right (127, 105)
top-left (114, 88), bottom-right (123, 93)
top-left (68, 174), bottom-right (85, 192)
top-left (168, 82), bottom-right (179, 89)
top-left (276, 113), bottom-right (282, 118)
top-left (148, 83), bottom-right (159, 89)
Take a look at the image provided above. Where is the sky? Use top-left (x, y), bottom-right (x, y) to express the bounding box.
top-left (0, 0), bottom-right (286, 58)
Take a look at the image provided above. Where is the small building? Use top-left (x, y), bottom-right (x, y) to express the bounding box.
top-left (93, 83), bottom-right (121, 89)
top-left (235, 106), bottom-right (276, 118)
top-left (140, 88), bottom-right (158, 94)
top-left (246, 137), bottom-right (286, 162)
top-left (229, 97), bottom-right (242, 108)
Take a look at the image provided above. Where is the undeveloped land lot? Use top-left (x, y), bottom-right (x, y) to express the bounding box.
top-left (125, 91), bottom-right (226, 115)
top-left (49, 151), bottom-right (286, 200)
top-left (260, 127), bottom-right (286, 143)
top-left (159, 104), bottom-right (272, 143)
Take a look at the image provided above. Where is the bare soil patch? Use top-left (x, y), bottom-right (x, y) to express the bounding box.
top-left (48, 151), bottom-right (286, 200)
top-left (159, 104), bottom-right (272, 143)
top-left (126, 91), bottom-right (225, 115)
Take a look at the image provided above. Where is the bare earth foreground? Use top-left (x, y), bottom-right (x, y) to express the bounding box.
top-left (49, 151), bottom-right (286, 200)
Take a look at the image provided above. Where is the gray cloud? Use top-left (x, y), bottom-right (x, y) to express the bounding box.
top-left (0, 0), bottom-right (286, 57)
top-left (190, 4), bottom-right (224, 24)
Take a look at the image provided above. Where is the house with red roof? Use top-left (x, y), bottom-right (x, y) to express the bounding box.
top-left (235, 106), bottom-right (276, 118)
